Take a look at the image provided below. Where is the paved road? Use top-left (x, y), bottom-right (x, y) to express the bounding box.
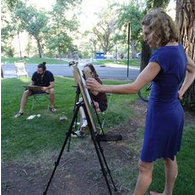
top-left (2, 62), bottom-right (140, 80)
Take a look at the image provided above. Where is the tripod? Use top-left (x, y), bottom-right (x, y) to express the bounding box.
top-left (43, 92), bottom-right (118, 195)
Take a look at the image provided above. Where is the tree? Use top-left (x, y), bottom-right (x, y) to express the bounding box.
top-left (45, 2), bottom-right (79, 58)
top-left (3, 0), bottom-right (19, 10)
top-left (176, 0), bottom-right (195, 111)
top-left (13, 1), bottom-right (49, 58)
top-left (91, 7), bottom-right (118, 54)
top-left (1, 0), bottom-right (16, 56)
top-left (117, 2), bottom-right (143, 58)
top-left (92, 19), bottom-right (117, 54)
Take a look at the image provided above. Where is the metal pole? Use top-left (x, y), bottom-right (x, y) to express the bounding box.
top-left (127, 22), bottom-right (131, 78)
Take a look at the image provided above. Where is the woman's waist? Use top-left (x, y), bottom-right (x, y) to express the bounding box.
top-left (150, 89), bottom-right (179, 102)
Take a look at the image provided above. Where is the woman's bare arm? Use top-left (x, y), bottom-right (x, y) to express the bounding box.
top-left (86, 62), bottom-right (161, 94)
top-left (178, 56), bottom-right (195, 99)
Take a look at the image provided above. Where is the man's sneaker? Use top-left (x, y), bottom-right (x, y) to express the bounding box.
top-left (71, 130), bottom-right (85, 138)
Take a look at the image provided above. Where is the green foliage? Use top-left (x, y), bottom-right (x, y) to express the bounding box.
top-left (1, 0), bottom-right (16, 54)
top-left (91, 6), bottom-right (119, 54)
top-left (56, 0), bottom-right (81, 9)
top-left (114, 1), bottom-right (144, 58)
top-left (2, 0), bottom-right (19, 10)
top-left (14, 2), bottom-right (49, 38)
top-left (181, 100), bottom-right (195, 113)
top-left (12, 1), bottom-right (49, 57)
top-left (44, 0), bottom-right (81, 58)
top-left (146, 0), bottom-right (170, 9)
top-left (117, 3), bottom-right (143, 41)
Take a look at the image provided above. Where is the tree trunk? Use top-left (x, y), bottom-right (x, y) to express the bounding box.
top-left (176, 0), bottom-right (195, 111)
top-left (140, 41), bottom-right (152, 72)
top-left (36, 39), bottom-right (43, 58)
top-left (1, 65), bottom-right (4, 78)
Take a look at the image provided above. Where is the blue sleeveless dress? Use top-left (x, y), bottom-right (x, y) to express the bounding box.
top-left (141, 44), bottom-right (187, 162)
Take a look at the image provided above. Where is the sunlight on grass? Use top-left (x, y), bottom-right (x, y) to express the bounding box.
top-left (93, 59), bottom-right (140, 67)
top-left (1, 57), bottom-right (68, 64)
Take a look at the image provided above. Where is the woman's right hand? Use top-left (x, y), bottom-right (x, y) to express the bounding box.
top-left (86, 78), bottom-right (102, 92)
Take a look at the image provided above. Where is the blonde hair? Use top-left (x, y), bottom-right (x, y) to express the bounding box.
top-left (142, 9), bottom-right (179, 47)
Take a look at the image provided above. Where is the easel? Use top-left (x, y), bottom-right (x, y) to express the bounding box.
top-left (43, 87), bottom-right (118, 195)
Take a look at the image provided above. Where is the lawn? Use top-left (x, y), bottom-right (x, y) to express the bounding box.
top-left (93, 59), bottom-right (140, 67)
top-left (1, 77), bottom-right (136, 162)
top-left (1, 57), bottom-right (68, 64)
top-left (1, 57), bottom-right (140, 67)
top-left (1, 77), bottom-right (195, 195)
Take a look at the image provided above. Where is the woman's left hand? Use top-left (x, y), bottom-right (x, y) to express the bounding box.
top-left (86, 78), bottom-right (101, 92)
top-left (178, 90), bottom-right (184, 100)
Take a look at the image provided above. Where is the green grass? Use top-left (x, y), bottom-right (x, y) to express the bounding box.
top-left (1, 77), bottom-right (137, 163)
top-left (1, 77), bottom-right (195, 194)
top-left (1, 57), bottom-right (140, 67)
top-left (1, 77), bottom-right (75, 162)
top-left (148, 125), bottom-right (195, 195)
top-left (93, 59), bottom-right (140, 67)
top-left (1, 57), bottom-right (68, 64)
top-left (110, 124), bottom-right (195, 195)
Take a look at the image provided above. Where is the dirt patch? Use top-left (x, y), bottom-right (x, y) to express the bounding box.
top-left (2, 100), bottom-right (194, 195)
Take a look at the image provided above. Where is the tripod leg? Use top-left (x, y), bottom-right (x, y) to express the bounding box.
top-left (90, 130), bottom-right (113, 195)
top-left (83, 104), bottom-right (116, 195)
top-left (43, 104), bottom-right (81, 195)
top-left (96, 141), bottom-right (117, 191)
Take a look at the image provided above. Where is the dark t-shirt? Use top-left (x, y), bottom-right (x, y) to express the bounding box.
top-left (90, 77), bottom-right (107, 112)
top-left (32, 70), bottom-right (54, 87)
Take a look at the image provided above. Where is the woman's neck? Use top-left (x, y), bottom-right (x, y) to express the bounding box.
top-left (166, 40), bottom-right (178, 46)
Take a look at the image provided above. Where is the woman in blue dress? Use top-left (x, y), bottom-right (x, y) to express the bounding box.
top-left (86, 9), bottom-right (195, 195)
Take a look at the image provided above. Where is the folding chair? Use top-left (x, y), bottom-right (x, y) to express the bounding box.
top-left (95, 93), bottom-right (112, 133)
top-left (31, 93), bottom-right (50, 111)
top-left (14, 62), bottom-right (28, 77)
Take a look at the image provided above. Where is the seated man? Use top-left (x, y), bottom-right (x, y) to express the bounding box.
top-left (73, 63), bottom-right (107, 137)
top-left (15, 62), bottom-right (56, 118)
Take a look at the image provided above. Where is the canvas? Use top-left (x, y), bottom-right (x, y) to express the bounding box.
top-left (72, 64), bottom-right (98, 132)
